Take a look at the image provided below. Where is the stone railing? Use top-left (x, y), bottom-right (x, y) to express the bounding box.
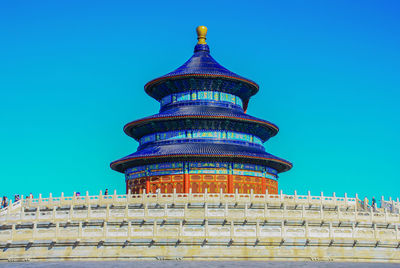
top-left (2, 191), bottom-right (400, 223)
top-left (3, 190), bottom-right (360, 210)
top-left (0, 191), bottom-right (400, 262)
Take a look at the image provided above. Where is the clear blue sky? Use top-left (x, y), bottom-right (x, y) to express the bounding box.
top-left (1, 0), bottom-right (399, 200)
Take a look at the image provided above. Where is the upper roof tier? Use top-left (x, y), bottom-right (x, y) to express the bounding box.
top-left (144, 26), bottom-right (259, 107)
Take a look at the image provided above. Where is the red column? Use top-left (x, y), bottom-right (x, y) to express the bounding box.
top-left (228, 174), bottom-right (233, 193)
top-left (262, 178), bottom-right (267, 195)
top-left (146, 178), bottom-right (150, 194)
top-left (184, 173), bottom-right (190, 193)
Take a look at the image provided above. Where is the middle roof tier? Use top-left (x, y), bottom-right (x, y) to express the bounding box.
top-left (124, 105), bottom-right (279, 142)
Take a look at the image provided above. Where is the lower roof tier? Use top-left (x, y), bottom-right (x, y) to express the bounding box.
top-left (124, 105), bottom-right (278, 142)
top-left (110, 142), bottom-right (292, 174)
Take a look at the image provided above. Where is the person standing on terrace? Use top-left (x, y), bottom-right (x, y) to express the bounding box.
top-left (1, 196), bottom-right (8, 208)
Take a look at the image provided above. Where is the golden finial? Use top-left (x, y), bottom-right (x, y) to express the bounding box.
top-left (196, 26), bottom-right (208, 45)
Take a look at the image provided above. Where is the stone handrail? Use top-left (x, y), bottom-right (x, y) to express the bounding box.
top-left (11, 190), bottom-right (362, 209)
top-left (1, 191), bottom-right (400, 262)
top-left (0, 191), bottom-right (399, 226)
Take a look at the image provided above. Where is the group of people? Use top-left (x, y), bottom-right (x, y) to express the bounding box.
top-left (1, 190), bottom-right (111, 209)
top-left (1, 194), bottom-right (29, 209)
top-left (73, 189), bottom-right (109, 198)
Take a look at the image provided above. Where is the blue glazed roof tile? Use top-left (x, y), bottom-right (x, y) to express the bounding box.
top-left (111, 142), bottom-right (292, 173)
top-left (161, 44), bottom-right (254, 80)
top-left (123, 105), bottom-right (279, 141)
top-left (145, 44), bottom-right (259, 101)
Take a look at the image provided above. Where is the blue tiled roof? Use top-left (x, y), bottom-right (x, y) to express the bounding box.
top-left (160, 44), bottom-right (256, 80)
top-left (110, 142), bottom-right (292, 173)
top-left (124, 105), bottom-right (278, 141)
top-left (144, 44), bottom-right (259, 101)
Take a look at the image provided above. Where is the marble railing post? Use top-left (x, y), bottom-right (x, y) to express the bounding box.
top-left (384, 208), bottom-right (388, 223)
top-left (157, 189), bottom-right (161, 201)
top-left (320, 203), bottom-right (324, 220)
top-left (282, 203), bottom-right (287, 220)
top-left (396, 198), bottom-right (400, 213)
top-left (106, 205), bottom-right (110, 221)
top-left (127, 221), bottom-right (131, 241)
top-left (102, 221), bottom-right (107, 241)
top-left (144, 203), bottom-right (149, 218)
top-left (153, 221), bottom-right (157, 237)
top-left (332, 192), bottom-right (336, 207)
top-left (281, 221), bottom-right (286, 240)
top-left (127, 189), bottom-right (132, 204)
top-left (124, 203), bottom-right (128, 220)
top-left (55, 222), bottom-right (59, 241)
top-left (11, 224), bottom-right (15, 242)
top-left (320, 191), bottom-right (324, 206)
top-left (99, 190), bottom-right (103, 203)
top-left (69, 203), bottom-right (74, 221)
top-left (304, 221), bottom-right (309, 240)
top-left (36, 206), bottom-right (40, 221)
top-left (354, 194), bottom-right (358, 222)
top-left (178, 220), bottom-right (182, 240)
top-left (20, 200), bottom-right (24, 221)
top-left (230, 221), bottom-right (234, 241)
top-left (390, 197), bottom-right (395, 213)
top-left (52, 206), bottom-right (56, 222)
top-left (32, 223), bottom-right (37, 242)
top-left (370, 206), bottom-right (374, 222)
top-left (87, 204), bottom-right (91, 219)
top-left (86, 191), bottom-right (90, 206)
top-left (78, 222), bottom-right (82, 240)
top-left (205, 219), bottom-right (209, 238)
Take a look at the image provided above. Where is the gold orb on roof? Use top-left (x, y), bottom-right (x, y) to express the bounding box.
top-left (196, 25), bottom-right (208, 44)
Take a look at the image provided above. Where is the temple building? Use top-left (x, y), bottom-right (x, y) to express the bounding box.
top-left (111, 26), bottom-right (292, 194)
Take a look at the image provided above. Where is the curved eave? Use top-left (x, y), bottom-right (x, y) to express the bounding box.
top-left (110, 154), bottom-right (292, 174)
top-left (144, 74), bottom-right (259, 101)
top-left (123, 115), bottom-right (279, 140)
